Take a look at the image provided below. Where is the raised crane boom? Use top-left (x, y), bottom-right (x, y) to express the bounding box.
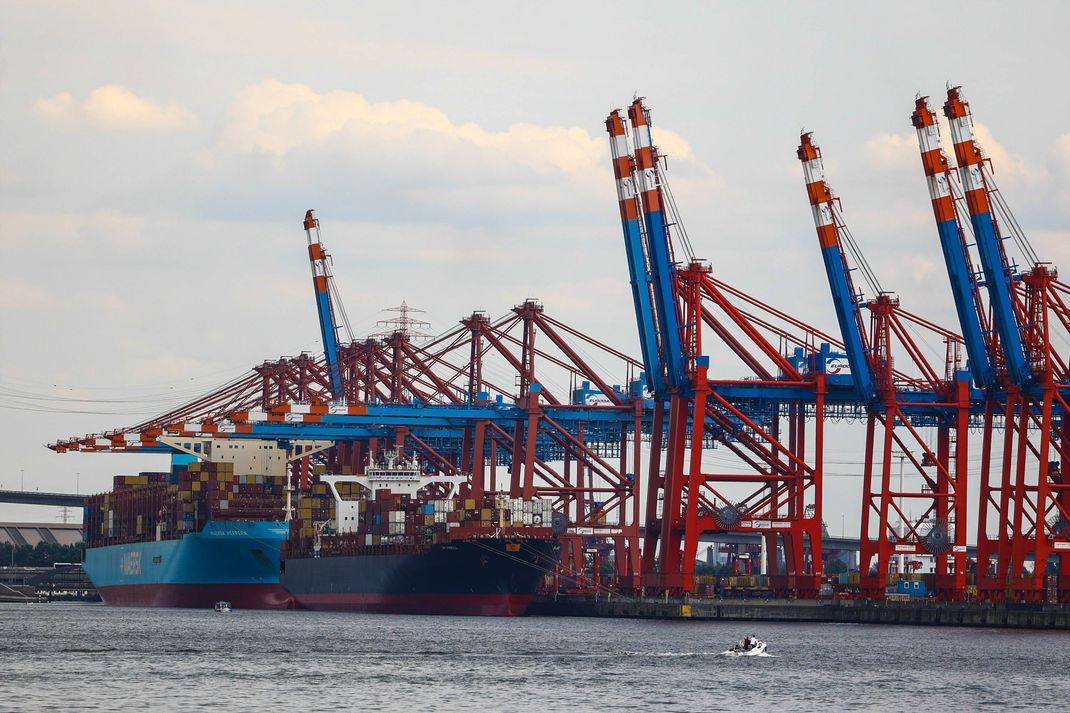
top-left (303, 209), bottom-right (346, 398)
top-left (626, 99), bottom-right (687, 394)
top-left (797, 133), bottom-right (878, 403)
top-left (943, 87), bottom-right (1031, 387)
top-left (911, 96), bottom-right (996, 389)
top-left (606, 110), bottom-right (663, 395)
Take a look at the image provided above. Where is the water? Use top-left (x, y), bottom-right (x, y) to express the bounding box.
top-left (2, 603), bottom-right (1069, 711)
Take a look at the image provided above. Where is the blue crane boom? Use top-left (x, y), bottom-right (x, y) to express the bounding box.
top-left (911, 97), bottom-right (996, 390)
top-left (303, 210), bottom-right (345, 397)
top-left (606, 110), bottom-right (663, 396)
top-left (797, 133), bottom-right (878, 403)
top-left (626, 99), bottom-right (688, 394)
top-left (944, 88), bottom-right (1031, 387)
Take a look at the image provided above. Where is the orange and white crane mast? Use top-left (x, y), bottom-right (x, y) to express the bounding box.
top-left (303, 210), bottom-right (353, 399)
top-left (911, 97), bottom-right (998, 390)
top-left (798, 131), bottom-right (970, 600)
top-left (938, 88), bottom-right (1070, 601)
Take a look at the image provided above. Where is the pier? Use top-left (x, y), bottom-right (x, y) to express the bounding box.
top-left (528, 596), bottom-right (1070, 630)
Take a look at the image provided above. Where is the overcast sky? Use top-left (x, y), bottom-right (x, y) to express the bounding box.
top-left (2, 1), bottom-right (1069, 529)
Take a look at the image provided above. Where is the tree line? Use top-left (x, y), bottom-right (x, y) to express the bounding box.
top-left (0, 542), bottom-right (83, 567)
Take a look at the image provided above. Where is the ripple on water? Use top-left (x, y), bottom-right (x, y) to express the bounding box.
top-left (1, 604), bottom-right (1069, 711)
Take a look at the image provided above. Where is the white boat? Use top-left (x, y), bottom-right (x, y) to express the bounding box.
top-left (214, 600), bottom-right (232, 613)
top-left (726, 638), bottom-right (767, 656)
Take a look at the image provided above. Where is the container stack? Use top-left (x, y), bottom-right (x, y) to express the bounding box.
top-left (180, 461), bottom-right (288, 523)
top-left (85, 482), bottom-right (172, 546)
top-left (292, 492), bottom-right (556, 557)
top-left (85, 463), bottom-right (292, 549)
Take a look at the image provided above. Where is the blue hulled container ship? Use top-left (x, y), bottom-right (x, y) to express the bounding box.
top-left (83, 520), bottom-right (293, 609)
top-left (81, 438), bottom-right (328, 609)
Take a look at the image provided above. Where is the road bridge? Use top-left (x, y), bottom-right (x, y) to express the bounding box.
top-left (0, 490), bottom-right (84, 507)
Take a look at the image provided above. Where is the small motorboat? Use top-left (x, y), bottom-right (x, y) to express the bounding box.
top-left (726, 636), bottom-right (767, 656)
top-left (214, 600), bottom-right (232, 613)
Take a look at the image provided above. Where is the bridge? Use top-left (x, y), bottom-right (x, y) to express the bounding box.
top-left (0, 490), bottom-right (84, 508)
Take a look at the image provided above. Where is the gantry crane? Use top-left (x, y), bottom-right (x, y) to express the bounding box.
top-left (914, 88), bottom-right (1070, 601)
top-left (610, 100), bottom-right (830, 596)
top-left (799, 132), bottom-right (971, 599)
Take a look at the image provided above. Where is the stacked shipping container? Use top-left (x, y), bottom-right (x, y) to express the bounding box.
top-left (85, 461), bottom-right (561, 572)
top-left (289, 492), bottom-right (557, 557)
top-left (84, 463), bottom-right (290, 548)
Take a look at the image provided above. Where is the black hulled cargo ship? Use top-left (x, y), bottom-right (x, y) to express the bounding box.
top-left (283, 538), bottom-right (560, 616)
top-left (281, 448), bottom-right (562, 616)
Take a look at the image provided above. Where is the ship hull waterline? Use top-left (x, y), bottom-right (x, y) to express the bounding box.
top-left (282, 538), bottom-right (561, 616)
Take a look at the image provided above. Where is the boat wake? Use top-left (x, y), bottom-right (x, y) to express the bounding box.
top-left (718, 650), bottom-right (774, 658)
top-left (623, 651), bottom-right (723, 658)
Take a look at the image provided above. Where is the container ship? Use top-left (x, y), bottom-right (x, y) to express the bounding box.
top-left (82, 438), bottom-right (318, 609)
top-left (281, 448), bottom-right (563, 616)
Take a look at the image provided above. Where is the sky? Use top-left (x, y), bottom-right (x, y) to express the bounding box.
top-left (2, 1), bottom-right (1069, 530)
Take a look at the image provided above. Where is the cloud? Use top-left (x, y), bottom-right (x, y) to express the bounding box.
top-left (1051, 134), bottom-right (1070, 184)
top-left (0, 210), bottom-right (145, 246)
top-left (32, 92), bottom-right (75, 122)
top-left (32, 85), bottom-right (198, 132)
top-left (79, 210), bottom-right (146, 245)
top-left (971, 122), bottom-right (1037, 188)
top-left (211, 80), bottom-right (611, 177)
top-left (862, 120), bottom-right (1039, 190)
top-left (190, 80), bottom-right (713, 227)
top-left (863, 132), bottom-right (917, 171)
top-left (0, 278), bottom-right (56, 310)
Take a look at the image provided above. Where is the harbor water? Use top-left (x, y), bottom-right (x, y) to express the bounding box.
top-left (2, 603), bottom-right (1069, 711)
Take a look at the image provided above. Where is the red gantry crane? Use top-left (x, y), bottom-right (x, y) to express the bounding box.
top-left (798, 132), bottom-right (971, 600)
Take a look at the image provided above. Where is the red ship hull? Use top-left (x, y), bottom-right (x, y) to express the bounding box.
top-left (96, 583), bottom-right (296, 609)
top-left (294, 592), bottom-right (533, 616)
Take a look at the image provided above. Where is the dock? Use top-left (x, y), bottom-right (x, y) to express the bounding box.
top-left (527, 595), bottom-right (1070, 630)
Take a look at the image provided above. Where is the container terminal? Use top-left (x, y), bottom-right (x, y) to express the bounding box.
top-left (43, 87), bottom-right (1070, 622)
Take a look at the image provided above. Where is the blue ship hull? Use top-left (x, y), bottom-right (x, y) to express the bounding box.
top-left (83, 521), bottom-right (294, 609)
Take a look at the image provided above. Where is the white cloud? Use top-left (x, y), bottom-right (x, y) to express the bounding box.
top-left (1056, 134), bottom-right (1070, 169)
top-left (862, 119), bottom-right (1040, 191)
top-left (32, 92), bottom-right (75, 122)
top-left (0, 278), bottom-right (56, 310)
top-left (79, 210), bottom-right (146, 245)
top-left (971, 122), bottom-right (1038, 188)
top-left (0, 210), bottom-right (145, 246)
top-left (907, 255), bottom-right (938, 283)
top-left (186, 80), bottom-right (717, 230)
top-left (863, 132), bottom-right (917, 171)
top-left (32, 85), bottom-right (198, 132)
top-left (209, 80), bottom-right (695, 180)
